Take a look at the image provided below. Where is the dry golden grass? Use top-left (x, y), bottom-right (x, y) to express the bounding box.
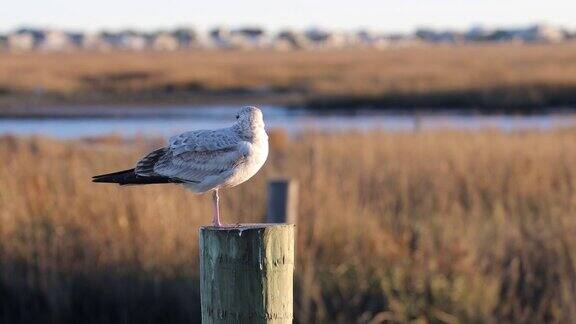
top-left (1, 44), bottom-right (576, 103)
top-left (1, 129), bottom-right (576, 323)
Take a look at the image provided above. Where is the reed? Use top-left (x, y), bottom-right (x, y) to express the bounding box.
top-left (1, 44), bottom-right (576, 109)
top-left (0, 129), bottom-right (575, 323)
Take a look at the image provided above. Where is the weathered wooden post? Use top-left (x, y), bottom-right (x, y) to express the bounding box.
top-left (199, 224), bottom-right (294, 323)
top-left (266, 179), bottom-right (299, 224)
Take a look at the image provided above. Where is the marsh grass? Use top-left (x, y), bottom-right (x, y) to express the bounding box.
top-left (0, 129), bottom-right (576, 323)
top-left (2, 44), bottom-right (576, 109)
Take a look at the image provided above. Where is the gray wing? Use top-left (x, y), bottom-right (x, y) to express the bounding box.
top-left (168, 129), bottom-right (240, 155)
top-left (135, 128), bottom-right (247, 183)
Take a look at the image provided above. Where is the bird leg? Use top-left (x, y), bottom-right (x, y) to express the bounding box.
top-left (212, 189), bottom-right (222, 227)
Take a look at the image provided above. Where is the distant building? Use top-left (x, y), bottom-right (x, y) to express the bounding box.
top-left (479, 24), bottom-right (565, 43)
top-left (231, 27), bottom-right (268, 49)
top-left (415, 28), bottom-right (437, 42)
top-left (305, 28), bottom-right (331, 48)
top-left (465, 25), bottom-right (493, 42)
top-left (0, 35), bottom-right (7, 51)
top-left (38, 30), bottom-right (72, 51)
top-left (83, 31), bottom-right (146, 51)
top-left (522, 24), bottom-right (564, 43)
top-left (355, 30), bottom-right (389, 48)
top-left (328, 31), bottom-right (351, 48)
top-left (68, 32), bottom-right (84, 48)
top-left (172, 28), bottom-right (197, 48)
top-left (101, 32), bottom-right (124, 49)
top-left (7, 31), bottom-right (35, 51)
top-left (210, 26), bottom-right (232, 48)
top-left (0, 23), bottom-right (573, 52)
top-left (483, 29), bottom-right (513, 42)
top-left (116, 31), bottom-right (147, 50)
top-left (415, 28), bottom-right (464, 43)
top-left (275, 29), bottom-right (308, 49)
top-left (82, 33), bottom-right (113, 51)
top-left (355, 30), bottom-right (375, 46)
top-left (151, 32), bottom-right (179, 51)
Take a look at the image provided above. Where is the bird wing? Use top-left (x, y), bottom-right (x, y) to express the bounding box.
top-left (168, 129), bottom-right (240, 155)
top-left (136, 128), bottom-right (247, 183)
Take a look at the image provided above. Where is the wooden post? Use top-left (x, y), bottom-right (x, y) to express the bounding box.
top-left (199, 224), bottom-right (294, 323)
top-left (266, 179), bottom-right (299, 224)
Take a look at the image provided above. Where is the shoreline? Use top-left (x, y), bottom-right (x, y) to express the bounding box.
top-left (2, 85), bottom-right (576, 118)
top-left (0, 91), bottom-right (306, 117)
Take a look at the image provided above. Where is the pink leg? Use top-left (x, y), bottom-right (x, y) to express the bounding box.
top-left (211, 189), bottom-right (222, 227)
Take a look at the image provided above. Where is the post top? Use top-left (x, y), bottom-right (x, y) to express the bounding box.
top-left (200, 223), bottom-right (294, 232)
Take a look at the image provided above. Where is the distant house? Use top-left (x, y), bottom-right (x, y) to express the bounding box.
top-left (355, 30), bottom-right (389, 49)
top-left (0, 35), bottom-right (7, 51)
top-left (38, 30), bottom-right (72, 51)
top-left (415, 28), bottom-right (463, 43)
top-left (82, 33), bottom-right (113, 51)
top-left (100, 32), bottom-right (124, 49)
top-left (83, 31), bottom-right (146, 51)
top-left (210, 27), bottom-right (233, 48)
top-left (479, 29), bottom-right (516, 42)
top-left (328, 31), bottom-right (351, 48)
top-left (68, 32), bottom-right (85, 48)
top-left (231, 27), bottom-right (268, 48)
top-left (355, 30), bottom-right (374, 46)
top-left (304, 28), bottom-right (331, 48)
top-left (151, 32), bottom-right (179, 51)
top-left (465, 26), bottom-right (493, 42)
top-left (7, 31), bottom-right (36, 51)
top-left (383, 33), bottom-right (420, 47)
top-left (481, 24), bottom-right (565, 43)
top-left (172, 28), bottom-right (197, 49)
top-left (194, 31), bottom-right (214, 49)
top-left (522, 24), bottom-right (564, 43)
top-left (275, 29), bottom-right (308, 50)
top-left (116, 31), bottom-right (147, 50)
top-left (302, 28), bottom-right (356, 49)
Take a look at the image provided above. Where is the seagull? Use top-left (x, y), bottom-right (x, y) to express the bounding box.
top-left (92, 106), bottom-right (269, 227)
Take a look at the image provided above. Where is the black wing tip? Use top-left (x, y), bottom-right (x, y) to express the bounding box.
top-left (92, 175), bottom-right (113, 181)
top-left (92, 177), bottom-right (122, 184)
top-left (93, 168), bottom-right (135, 178)
top-left (92, 168), bottom-right (135, 184)
top-left (92, 168), bottom-right (184, 185)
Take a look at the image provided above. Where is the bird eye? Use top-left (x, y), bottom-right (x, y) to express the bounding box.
top-left (236, 114), bottom-right (239, 119)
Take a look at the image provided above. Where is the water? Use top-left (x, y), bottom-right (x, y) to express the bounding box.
top-left (0, 104), bottom-right (575, 138)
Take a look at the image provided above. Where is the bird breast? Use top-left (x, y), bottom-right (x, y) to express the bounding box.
top-left (223, 133), bottom-right (268, 188)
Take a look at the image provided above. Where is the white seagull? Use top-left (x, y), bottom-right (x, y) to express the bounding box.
top-left (93, 106), bottom-right (269, 227)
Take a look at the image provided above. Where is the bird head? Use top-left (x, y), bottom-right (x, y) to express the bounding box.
top-left (235, 106), bottom-right (266, 137)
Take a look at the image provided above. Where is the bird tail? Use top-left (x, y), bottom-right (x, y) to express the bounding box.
top-left (92, 168), bottom-right (182, 185)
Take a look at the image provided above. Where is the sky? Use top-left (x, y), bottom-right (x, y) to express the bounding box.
top-left (1, 0), bottom-right (575, 33)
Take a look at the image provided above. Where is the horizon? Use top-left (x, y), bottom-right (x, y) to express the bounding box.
top-left (1, 21), bottom-right (574, 35)
top-left (1, 0), bottom-right (575, 34)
